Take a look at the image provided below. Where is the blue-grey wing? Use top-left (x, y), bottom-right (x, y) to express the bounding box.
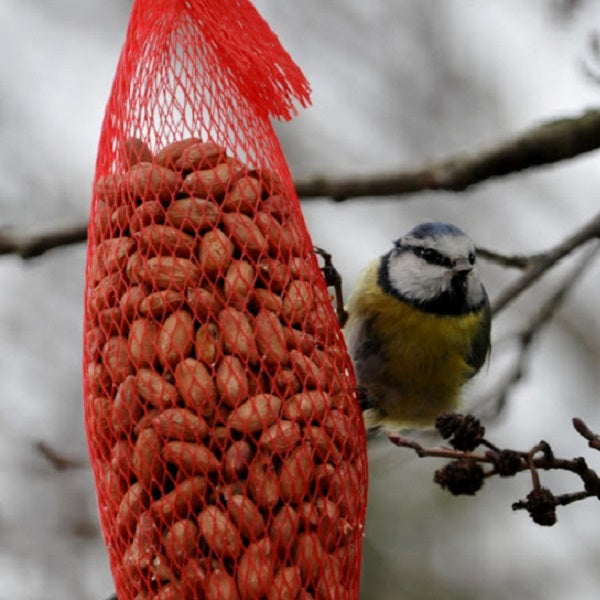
top-left (466, 293), bottom-right (491, 376)
top-left (345, 315), bottom-right (388, 389)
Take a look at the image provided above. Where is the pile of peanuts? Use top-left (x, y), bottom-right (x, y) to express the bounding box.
top-left (85, 137), bottom-right (365, 599)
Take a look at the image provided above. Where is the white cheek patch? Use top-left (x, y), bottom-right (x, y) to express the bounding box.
top-left (385, 250), bottom-right (486, 309)
top-left (387, 253), bottom-right (446, 303)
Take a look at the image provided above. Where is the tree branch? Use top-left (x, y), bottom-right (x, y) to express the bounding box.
top-left (296, 109), bottom-right (600, 200)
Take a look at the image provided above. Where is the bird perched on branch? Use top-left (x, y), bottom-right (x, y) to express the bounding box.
top-left (343, 222), bottom-right (491, 431)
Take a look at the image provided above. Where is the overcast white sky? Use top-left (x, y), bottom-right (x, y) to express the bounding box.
top-left (2, 1), bottom-right (600, 599)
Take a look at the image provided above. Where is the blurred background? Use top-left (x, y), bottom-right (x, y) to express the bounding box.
top-left (1, 1), bottom-right (600, 598)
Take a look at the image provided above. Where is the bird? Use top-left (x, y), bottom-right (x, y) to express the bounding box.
top-left (343, 222), bottom-right (491, 431)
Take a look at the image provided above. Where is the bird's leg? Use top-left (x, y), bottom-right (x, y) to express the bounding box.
top-left (356, 385), bottom-right (374, 410)
top-left (314, 246), bottom-right (349, 327)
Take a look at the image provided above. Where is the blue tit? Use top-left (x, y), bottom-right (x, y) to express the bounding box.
top-left (344, 222), bottom-right (491, 431)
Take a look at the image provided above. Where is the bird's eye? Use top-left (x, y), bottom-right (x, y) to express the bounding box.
top-left (468, 252), bottom-right (476, 265)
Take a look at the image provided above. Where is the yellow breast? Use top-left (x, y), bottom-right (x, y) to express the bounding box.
top-left (345, 260), bottom-right (484, 427)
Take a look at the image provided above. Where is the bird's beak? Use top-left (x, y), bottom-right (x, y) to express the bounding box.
top-left (452, 259), bottom-right (473, 275)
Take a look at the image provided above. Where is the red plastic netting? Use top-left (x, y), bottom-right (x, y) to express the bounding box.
top-left (83, 1), bottom-right (368, 598)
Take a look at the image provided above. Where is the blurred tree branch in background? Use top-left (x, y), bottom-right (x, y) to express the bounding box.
top-left (2, 108), bottom-right (600, 260)
top-left (295, 109), bottom-right (600, 200)
top-left (35, 440), bottom-right (85, 471)
top-left (0, 222), bottom-right (88, 259)
top-left (484, 211), bottom-right (600, 314)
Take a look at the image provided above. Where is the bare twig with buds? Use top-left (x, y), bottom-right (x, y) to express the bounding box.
top-left (389, 413), bottom-right (600, 526)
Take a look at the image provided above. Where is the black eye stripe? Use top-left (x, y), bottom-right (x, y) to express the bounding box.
top-left (411, 246), bottom-right (452, 267)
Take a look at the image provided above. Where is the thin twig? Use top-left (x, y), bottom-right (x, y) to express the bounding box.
top-left (581, 31), bottom-right (600, 86)
top-left (491, 214), bottom-right (600, 314)
top-left (518, 242), bottom-right (600, 334)
top-left (387, 434), bottom-right (490, 462)
top-left (511, 490), bottom-right (592, 510)
top-left (545, 490), bottom-right (590, 507)
top-left (573, 417), bottom-right (600, 451)
top-left (527, 443), bottom-right (547, 491)
top-left (476, 246), bottom-right (540, 269)
top-left (35, 440), bottom-right (85, 471)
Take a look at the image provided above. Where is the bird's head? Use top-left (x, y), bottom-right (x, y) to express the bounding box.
top-left (380, 222), bottom-right (487, 315)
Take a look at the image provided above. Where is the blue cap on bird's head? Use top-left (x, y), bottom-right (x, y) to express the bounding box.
top-left (409, 222), bottom-right (466, 238)
top-left (394, 222), bottom-right (466, 247)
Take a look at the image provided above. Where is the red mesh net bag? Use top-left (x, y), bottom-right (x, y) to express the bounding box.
top-left (83, 1), bottom-right (368, 598)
